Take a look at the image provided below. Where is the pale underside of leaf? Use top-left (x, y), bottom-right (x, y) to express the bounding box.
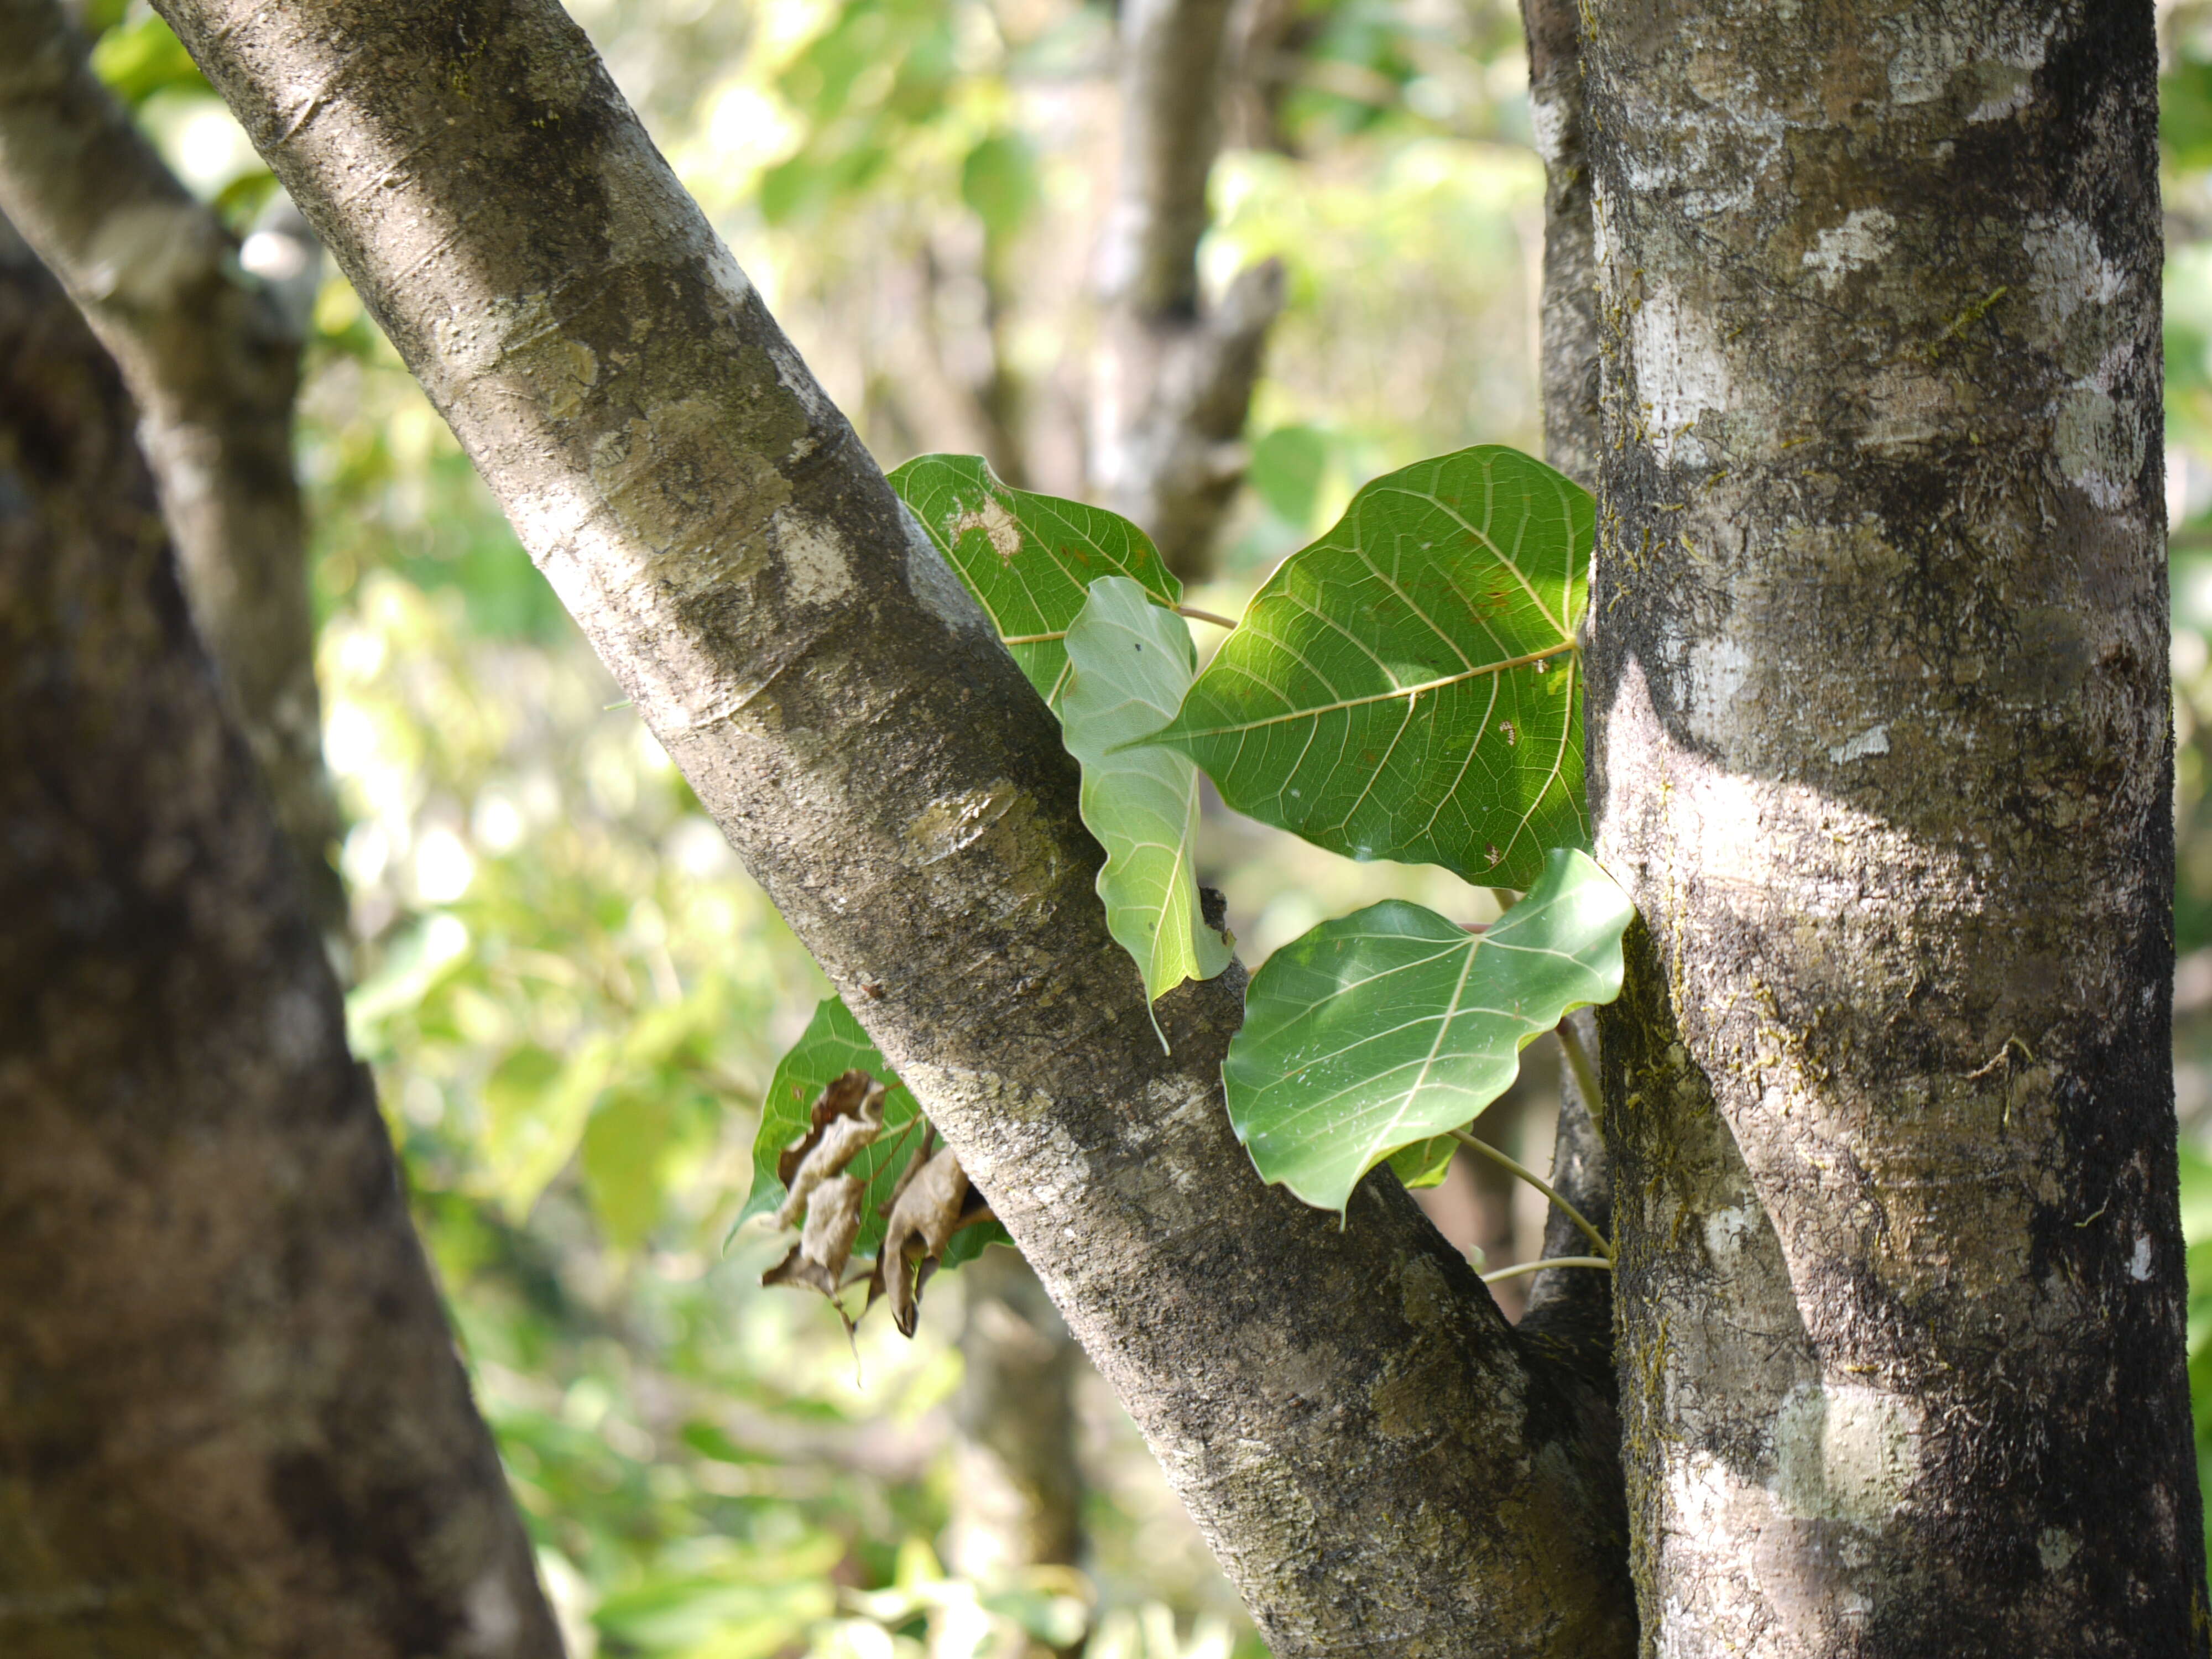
top-left (1154, 446), bottom-right (1593, 890)
top-left (1060, 578), bottom-right (1233, 1021)
top-left (1224, 848), bottom-right (1632, 1214)
top-left (887, 453), bottom-right (1180, 708)
top-left (741, 996), bottom-right (1006, 1266)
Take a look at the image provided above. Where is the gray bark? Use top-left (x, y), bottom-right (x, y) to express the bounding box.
top-left (0, 220), bottom-right (559, 1659)
top-left (1583, 2), bottom-right (2204, 1652)
top-left (149, 2), bottom-right (1636, 1650)
top-left (1092, 0), bottom-right (1284, 581)
top-left (0, 0), bottom-right (345, 942)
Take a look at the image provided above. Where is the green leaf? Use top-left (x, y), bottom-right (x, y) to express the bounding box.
top-left (739, 997), bottom-right (1007, 1266)
top-left (1225, 847), bottom-right (1631, 1213)
top-left (481, 1035), bottom-right (613, 1220)
top-left (888, 453), bottom-right (1180, 708)
top-left (581, 1089), bottom-right (677, 1251)
top-left (1061, 578), bottom-right (1233, 1010)
top-left (961, 131), bottom-right (1040, 242)
top-left (1386, 1134), bottom-right (1457, 1190)
top-left (1152, 445), bottom-right (1592, 889)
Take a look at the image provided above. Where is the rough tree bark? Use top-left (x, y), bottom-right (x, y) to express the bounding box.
top-left (150, 2), bottom-right (1636, 1651)
top-left (0, 220), bottom-right (559, 1659)
top-left (0, 0), bottom-right (345, 941)
top-left (1092, 0), bottom-right (1284, 581)
top-left (1583, 2), bottom-right (2205, 1652)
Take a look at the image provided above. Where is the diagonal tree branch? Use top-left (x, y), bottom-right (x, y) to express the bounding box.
top-left (0, 213), bottom-right (560, 1659)
top-left (1092, 0), bottom-right (1284, 582)
top-left (0, 0), bottom-right (345, 942)
top-left (149, 1), bottom-right (1634, 1650)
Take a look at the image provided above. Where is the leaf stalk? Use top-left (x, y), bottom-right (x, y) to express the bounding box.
top-left (1447, 1127), bottom-right (1613, 1261)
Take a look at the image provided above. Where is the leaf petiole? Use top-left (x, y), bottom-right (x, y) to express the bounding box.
top-left (1479, 1255), bottom-right (1612, 1286)
top-left (1448, 1127), bottom-right (1613, 1261)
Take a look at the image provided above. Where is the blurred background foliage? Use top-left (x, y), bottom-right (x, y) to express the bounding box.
top-left (76, 0), bottom-right (2212, 1648)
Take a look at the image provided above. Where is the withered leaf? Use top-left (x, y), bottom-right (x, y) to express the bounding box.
top-left (762, 1172), bottom-right (867, 1301)
top-left (869, 1145), bottom-right (970, 1338)
top-left (773, 1071), bottom-right (888, 1229)
top-left (775, 1070), bottom-right (882, 1187)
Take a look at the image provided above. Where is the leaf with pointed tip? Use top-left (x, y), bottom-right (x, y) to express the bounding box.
top-left (739, 997), bottom-right (1006, 1267)
top-left (1152, 446), bottom-right (1592, 889)
top-left (1225, 848), bottom-right (1631, 1214)
top-left (888, 453), bottom-right (1181, 708)
top-left (1060, 578), bottom-right (1232, 1009)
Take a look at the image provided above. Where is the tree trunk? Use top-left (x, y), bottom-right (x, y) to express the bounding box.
top-left (151, 2), bottom-right (1636, 1650)
top-left (1092, 0), bottom-right (1283, 582)
top-left (0, 218), bottom-right (559, 1659)
top-left (1583, 3), bottom-right (2205, 1651)
top-left (0, 0), bottom-right (345, 942)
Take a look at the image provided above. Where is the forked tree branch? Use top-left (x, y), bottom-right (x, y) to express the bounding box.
top-left (0, 0), bottom-right (345, 940)
top-left (149, 2), bottom-right (1633, 1650)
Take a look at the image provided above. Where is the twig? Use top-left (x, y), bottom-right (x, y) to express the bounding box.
top-left (1554, 1018), bottom-right (1603, 1130)
top-left (1448, 1128), bottom-right (1613, 1261)
top-left (1480, 1255), bottom-right (1611, 1286)
top-left (1175, 604), bottom-right (1237, 629)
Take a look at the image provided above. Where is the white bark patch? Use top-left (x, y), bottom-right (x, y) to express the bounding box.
top-left (2054, 385), bottom-right (2143, 511)
top-left (1771, 1381), bottom-right (1919, 1527)
top-left (1631, 285), bottom-right (1729, 467)
top-left (1801, 209), bottom-right (1896, 291)
top-left (1886, 17), bottom-right (2051, 111)
top-left (771, 509), bottom-right (853, 607)
top-left (1687, 635), bottom-right (1751, 747)
top-left (2025, 217), bottom-right (2126, 333)
top-left (1829, 723), bottom-right (1890, 764)
top-left (2131, 1232), bottom-right (2154, 1281)
top-left (2039, 1528), bottom-right (2080, 1572)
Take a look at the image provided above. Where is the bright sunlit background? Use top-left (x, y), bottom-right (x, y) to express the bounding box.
top-left (73, 0), bottom-right (2212, 1650)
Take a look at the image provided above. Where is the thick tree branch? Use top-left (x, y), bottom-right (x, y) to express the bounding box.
top-left (0, 0), bottom-right (344, 940)
top-left (1092, 0), bottom-right (1283, 581)
top-left (150, 1), bottom-right (1633, 1650)
top-left (0, 219), bottom-right (559, 1659)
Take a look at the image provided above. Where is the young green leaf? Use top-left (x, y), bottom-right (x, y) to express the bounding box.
top-left (1061, 578), bottom-right (1233, 1016)
top-left (1224, 848), bottom-right (1631, 1214)
top-left (888, 453), bottom-right (1181, 708)
top-left (739, 996), bottom-right (1006, 1267)
top-left (1151, 445), bottom-right (1592, 889)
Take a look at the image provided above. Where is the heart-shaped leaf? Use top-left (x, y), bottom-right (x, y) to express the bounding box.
top-left (1225, 847), bottom-right (1631, 1213)
top-left (1061, 577), bottom-right (1232, 1014)
top-left (889, 453), bottom-right (1181, 709)
top-left (739, 996), bottom-right (1007, 1267)
top-left (1151, 446), bottom-right (1592, 889)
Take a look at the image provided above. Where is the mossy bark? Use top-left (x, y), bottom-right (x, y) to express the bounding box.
top-left (0, 223), bottom-right (559, 1658)
top-left (1582, 2), bottom-right (2205, 1651)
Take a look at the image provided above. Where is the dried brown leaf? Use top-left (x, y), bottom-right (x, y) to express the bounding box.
top-left (773, 1072), bottom-right (887, 1229)
top-left (763, 1172), bottom-right (867, 1300)
top-left (868, 1146), bottom-right (969, 1337)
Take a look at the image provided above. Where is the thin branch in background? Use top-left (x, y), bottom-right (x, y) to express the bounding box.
top-left (1092, 0), bottom-right (1285, 582)
top-left (0, 0), bottom-right (346, 947)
